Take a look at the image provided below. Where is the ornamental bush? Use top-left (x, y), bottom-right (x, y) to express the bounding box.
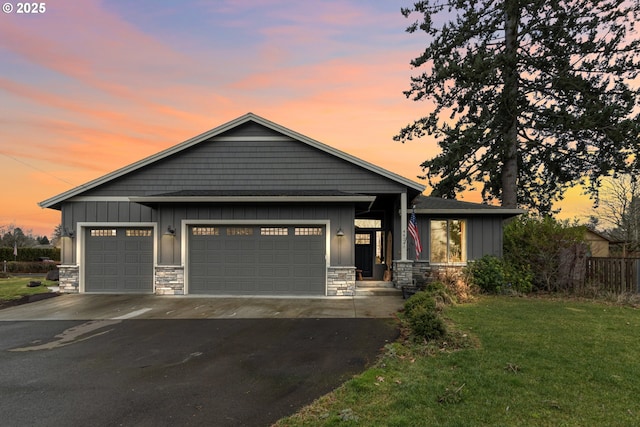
top-left (404, 291), bottom-right (447, 340)
top-left (3, 262), bottom-right (59, 273)
top-left (466, 255), bottom-right (505, 294)
top-left (466, 255), bottom-right (533, 294)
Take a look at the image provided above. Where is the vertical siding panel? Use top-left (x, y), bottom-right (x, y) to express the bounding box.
top-left (96, 202), bottom-right (107, 222)
top-left (129, 202), bottom-right (141, 221)
top-left (86, 202), bottom-right (97, 221)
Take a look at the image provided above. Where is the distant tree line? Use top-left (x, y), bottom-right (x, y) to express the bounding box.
top-left (0, 224), bottom-right (57, 248)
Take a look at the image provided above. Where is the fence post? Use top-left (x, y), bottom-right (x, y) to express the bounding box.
top-left (636, 259), bottom-right (640, 294)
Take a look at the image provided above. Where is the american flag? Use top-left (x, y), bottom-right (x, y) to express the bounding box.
top-left (408, 210), bottom-right (422, 259)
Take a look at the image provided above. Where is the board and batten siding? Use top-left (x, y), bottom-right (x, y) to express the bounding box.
top-left (405, 215), bottom-right (505, 262)
top-left (82, 138), bottom-right (406, 196)
top-left (467, 216), bottom-right (504, 259)
top-left (157, 203), bottom-right (355, 266)
top-left (60, 200), bottom-right (356, 267)
top-left (61, 201), bottom-right (156, 263)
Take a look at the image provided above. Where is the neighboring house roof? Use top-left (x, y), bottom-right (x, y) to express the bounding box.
top-left (584, 227), bottom-right (626, 244)
top-left (39, 113), bottom-right (425, 209)
top-left (411, 195), bottom-right (525, 216)
top-left (585, 227), bottom-right (613, 241)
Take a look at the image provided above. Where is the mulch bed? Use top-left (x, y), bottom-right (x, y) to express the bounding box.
top-left (0, 292), bottom-right (60, 310)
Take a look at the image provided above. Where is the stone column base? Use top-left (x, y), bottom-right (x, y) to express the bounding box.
top-left (393, 260), bottom-right (414, 288)
top-left (327, 266), bottom-right (356, 296)
top-left (155, 265), bottom-right (185, 295)
top-left (58, 265), bottom-right (79, 293)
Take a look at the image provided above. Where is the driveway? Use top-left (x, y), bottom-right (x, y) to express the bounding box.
top-left (0, 295), bottom-right (402, 426)
top-left (0, 294), bottom-right (404, 321)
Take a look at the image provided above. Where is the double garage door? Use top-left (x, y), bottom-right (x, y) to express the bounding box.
top-left (189, 225), bottom-right (326, 295)
top-left (85, 227), bottom-right (154, 293)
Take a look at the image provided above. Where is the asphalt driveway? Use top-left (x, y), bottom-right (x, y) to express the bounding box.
top-left (0, 295), bottom-right (402, 426)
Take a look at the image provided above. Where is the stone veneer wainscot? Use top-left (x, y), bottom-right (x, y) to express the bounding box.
top-left (57, 265), bottom-right (79, 293)
top-left (327, 266), bottom-right (356, 296)
top-left (155, 265), bottom-right (185, 295)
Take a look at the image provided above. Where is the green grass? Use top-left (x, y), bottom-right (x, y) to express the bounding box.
top-left (0, 276), bottom-right (56, 301)
top-left (275, 296), bottom-right (640, 426)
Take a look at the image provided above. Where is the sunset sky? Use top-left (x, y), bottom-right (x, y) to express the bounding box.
top-left (0, 0), bottom-right (597, 238)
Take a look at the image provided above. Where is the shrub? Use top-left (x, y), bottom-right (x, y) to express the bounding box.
top-left (504, 215), bottom-right (586, 292)
top-left (429, 268), bottom-right (474, 303)
top-left (0, 247), bottom-right (60, 262)
top-left (503, 262), bottom-right (533, 294)
top-left (466, 255), bottom-right (533, 294)
top-left (405, 290), bottom-right (439, 314)
top-left (466, 255), bottom-right (505, 294)
top-left (3, 262), bottom-right (59, 274)
top-left (404, 291), bottom-right (447, 340)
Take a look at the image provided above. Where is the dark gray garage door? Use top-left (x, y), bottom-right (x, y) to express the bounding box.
top-left (189, 225), bottom-right (326, 295)
top-left (85, 227), bottom-right (154, 293)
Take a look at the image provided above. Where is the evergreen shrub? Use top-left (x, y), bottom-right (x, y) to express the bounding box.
top-left (404, 291), bottom-right (447, 340)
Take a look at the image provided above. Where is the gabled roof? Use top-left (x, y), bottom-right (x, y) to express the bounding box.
top-left (39, 113), bottom-right (425, 209)
top-left (584, 227), bottom-right (616, 243)
top-left (412, 195), bottom-right (525, 216)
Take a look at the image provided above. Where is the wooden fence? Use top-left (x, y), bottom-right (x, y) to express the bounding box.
top-left (585, 257), bottom-right (640, 293)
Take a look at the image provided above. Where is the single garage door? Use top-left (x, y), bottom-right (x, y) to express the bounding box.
top-left (189, 225), bottom-right (326, 295)
top-left (84, 227), bottom-right (154, 293)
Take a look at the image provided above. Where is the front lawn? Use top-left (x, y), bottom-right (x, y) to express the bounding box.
top-left (275, 296), bottom-right (640, 426)
top-left (0, 276), bottom-right (56, 302)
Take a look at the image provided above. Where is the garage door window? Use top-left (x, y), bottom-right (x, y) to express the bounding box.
top-left (193, 227), bottom-right (220, 236)
top-left (90, 229), bottom-right (116, 237)
top-left (295, 227), bottom-right (323, 236)
top-left (261, 227), bottom-right (288, 236)
top-left (227, 227), bottom-right (253, 236)
top-left (126, 229), bottom-right (152, 237)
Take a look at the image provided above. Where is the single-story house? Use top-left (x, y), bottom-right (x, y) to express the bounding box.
top-left (39, 113), bottom-right (523, 296)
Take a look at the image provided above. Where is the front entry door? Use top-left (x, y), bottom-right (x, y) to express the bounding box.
top-left (355, 231), bottom-right (374, 278)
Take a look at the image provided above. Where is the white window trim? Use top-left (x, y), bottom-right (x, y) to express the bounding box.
top-left (428, 219), bottom-right (468, 266)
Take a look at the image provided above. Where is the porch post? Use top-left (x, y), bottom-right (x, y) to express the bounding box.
top-left (401, 192), bottom-right (408, 261)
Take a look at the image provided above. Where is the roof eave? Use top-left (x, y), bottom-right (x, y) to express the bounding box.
top-left (128, 195), bottom-right (377, 203)
top-left (414, 208), bottom-right (526, 216)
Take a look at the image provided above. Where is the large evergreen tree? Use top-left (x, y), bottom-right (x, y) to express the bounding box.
top-left (395, 0), bottom-right (640, 214)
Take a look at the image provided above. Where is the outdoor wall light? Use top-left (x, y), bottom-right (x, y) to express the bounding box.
top-left (164, 226), bottom-right (176, 236)
top-left (336, 227), bottom-right (345, 237)
top-left (62, 228), bottom-right (75, 238)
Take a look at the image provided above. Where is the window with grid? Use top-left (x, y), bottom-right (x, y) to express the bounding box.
top-left (126, 229), bottom-right (152, 237)
top-left (261, 227), bottom-right (288, 236)
top-left (90, 229), bottom-right (116, 237)
top-left (355, 233), bottom-right (371, 245)
top-left (429, 219), bottom-right (467, 263)
top-left (227, 227), bottom-right (254, 236)
top-left (294, 227), bottom-right (323, 236)
top-left (192, 227), bottom-right (220, 236)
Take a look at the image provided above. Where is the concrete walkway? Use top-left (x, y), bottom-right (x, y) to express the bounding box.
top-left (0, 293), bottom-right (405, 321)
